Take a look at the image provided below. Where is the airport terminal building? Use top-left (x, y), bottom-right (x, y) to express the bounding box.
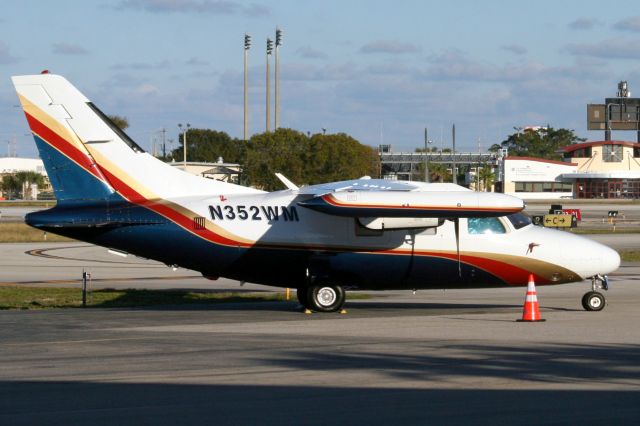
top-left (559, 141), bottom-right (640, 199)
top-left (502, 141), bottom-right (640, 199)
top-left (502, 156), bottom-right (576, 199)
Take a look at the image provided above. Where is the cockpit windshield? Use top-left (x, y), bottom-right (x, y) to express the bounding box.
top-left (506, 212), bottom-right (532, 230)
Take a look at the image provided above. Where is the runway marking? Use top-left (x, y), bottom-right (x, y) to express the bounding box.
top-left (25, 244), bottom-right (151, 265)
top-left (1, 337), bottom-right (158, 347)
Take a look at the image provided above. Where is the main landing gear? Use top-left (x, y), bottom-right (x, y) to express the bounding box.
top-left (297, 282), bottom-right (346, 313)
top-left (582, 274), bottom-right (609, 312)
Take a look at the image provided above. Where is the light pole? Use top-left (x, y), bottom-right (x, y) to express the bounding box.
top-left (178, 123), bottom-right (190, 168)
top-left (274, 27), bottom-right (282, 130)
top-left (244, 33), bottom-right (251, 141)
top-left (424, 127), bottom-right (432, 182)
top-left (266, 38), bottom-right (273, 132)
top-left (452, 123), bottom-right (457, 184)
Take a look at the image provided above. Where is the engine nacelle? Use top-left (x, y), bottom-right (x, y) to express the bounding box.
top-left (358, 217), bottom-right (443, 230)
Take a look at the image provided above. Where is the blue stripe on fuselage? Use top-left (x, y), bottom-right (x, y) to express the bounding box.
top-left (33, 135), bottom-right (116, 205)
top-left (34, 197), bottom-right (505, 289)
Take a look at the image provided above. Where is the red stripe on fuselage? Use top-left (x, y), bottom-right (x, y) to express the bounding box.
top-left (375, 248), bottom-right (548, 285)
top-left (96, 165), bottom-right (248, 248)
top-left (24, 112), bottom-right (109, 183)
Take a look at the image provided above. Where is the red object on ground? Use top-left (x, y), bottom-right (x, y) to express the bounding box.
top-left (562, 209), bottom-right (581, 221)
top-left (520, 274), bottom-right (545, 322)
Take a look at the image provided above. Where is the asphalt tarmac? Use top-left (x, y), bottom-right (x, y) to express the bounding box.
top-left (0, 241), bottom-right (639, 424)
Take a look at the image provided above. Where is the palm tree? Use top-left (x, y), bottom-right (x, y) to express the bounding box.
top-left (478, 165), bottom-right (495, 191)
top-left (429, 163), bottom-right (451, 183)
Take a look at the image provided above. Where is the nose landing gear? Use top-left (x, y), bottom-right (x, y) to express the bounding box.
top-left (582, 275), bottom-right (609, 311)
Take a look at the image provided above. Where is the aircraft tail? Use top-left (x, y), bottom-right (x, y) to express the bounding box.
top-left (12, 73), bottom-right (260, 206)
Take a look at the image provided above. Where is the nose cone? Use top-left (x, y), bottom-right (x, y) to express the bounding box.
top-left (523, 227), bottom-right (621, 281)
top-left (599, 244), bottom-right (621, 276)
top-left (566, 236), bottom-right (620, 279)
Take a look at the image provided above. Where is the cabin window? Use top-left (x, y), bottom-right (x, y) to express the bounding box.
top-left (467, 217), bottom-right (506, 234)
top-left (506, 212), bottom-right (532, 229)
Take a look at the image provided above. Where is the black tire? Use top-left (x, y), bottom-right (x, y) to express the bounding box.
top-left (582, 291), bottom-right (605, 311)
top-left (296, 287), bottom-right (309, 308)
top-left (306, 283), bottom-right (345, 313)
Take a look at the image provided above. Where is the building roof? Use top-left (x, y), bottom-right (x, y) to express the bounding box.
top-left (504, 156), bottom-right (577, 166)
top-left (561, 171), bottom-right (640, 179)
top-left (561, 140), bottom-right (638, 153)
top-left (0, 157), bottom-right (46, 175)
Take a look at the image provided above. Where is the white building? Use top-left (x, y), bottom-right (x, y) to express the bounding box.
top-left (502, 157), bottom-right (576, 199)
top-left (0, 157), bottom-right (47, 176)
top-left (0, 157), bottom-right (49, 200)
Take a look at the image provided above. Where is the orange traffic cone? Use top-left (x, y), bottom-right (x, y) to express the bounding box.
top-left (518, 274), bottom-right (545, 322)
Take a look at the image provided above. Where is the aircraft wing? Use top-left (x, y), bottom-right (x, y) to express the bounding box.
top-left (297, 178), bottom-right (433, 195)
top-left (297, 179), bottom-right (524, 218)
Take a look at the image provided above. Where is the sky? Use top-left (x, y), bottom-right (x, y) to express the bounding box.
top-left (3, 0), bottom-right (640, 158)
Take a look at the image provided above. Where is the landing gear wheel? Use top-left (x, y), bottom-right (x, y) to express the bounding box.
top-left (307, 283), bottom-right (345, 313)
top-left (582, 291), bottom-right (605, 311)
top-left (296, 287), bottom-right (309, 309)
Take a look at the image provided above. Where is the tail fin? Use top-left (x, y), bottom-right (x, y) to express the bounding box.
top-left (12, 74), bottom-right (260, 205)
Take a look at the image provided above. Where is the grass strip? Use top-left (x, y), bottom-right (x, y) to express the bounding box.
top-left (0, 287), bottom-right (370, 310)
top-left (0, 223), bottom-right (74, 243)
top-left (568, 228), bottom-right (640, 234)
top-left (619, 249), bottom-right (640, 262)
top-left (0, 201), bottom-right (56, 207)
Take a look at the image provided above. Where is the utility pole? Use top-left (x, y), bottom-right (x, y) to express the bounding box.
top-left (243, 33), bottom-right (251, 141)
top-left (424, 127), bottom-right (429, 183)
top-left (178, 123), bottom-right (190, 168)
top-left (274, 27), bottom-right (282, 130)
top-left (266, 38), bottom-right (273, 132)
top-left (452, 124), bottom-right (457, 184)
top-left (161, 128), bottom-right (166, 158)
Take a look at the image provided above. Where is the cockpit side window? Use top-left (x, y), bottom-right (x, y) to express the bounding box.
top-left (506, 212), bottom-right (532, 230)
top-left (467, 217), bottom-right (506, 234)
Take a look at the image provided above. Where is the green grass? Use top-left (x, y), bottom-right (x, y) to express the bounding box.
top-left (619, 249), bottom-right (640, 262)
top-left (0, 201), bottom-right (55, 207)
top-left (0, 287), bottom-right (371, 310)
top-left (0, 223), bottom-right (74, 243)
top-left (569, 227), bottom-right (640, 234)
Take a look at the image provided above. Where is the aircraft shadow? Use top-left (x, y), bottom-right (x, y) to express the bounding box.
top-left (86, 290), bottom-right (530, 313)
top-left (1, 380), bottom-right (639, 425)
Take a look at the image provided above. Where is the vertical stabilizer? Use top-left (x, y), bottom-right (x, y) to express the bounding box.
top-left (12, 74), bottom-right (262, 206)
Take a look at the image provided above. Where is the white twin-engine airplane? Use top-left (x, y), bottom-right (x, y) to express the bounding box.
top-left (13, 73), bottom-right (620, 312)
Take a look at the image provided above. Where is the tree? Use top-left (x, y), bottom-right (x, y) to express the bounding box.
top-left (171, 129), bottom-right (244, 164)
top-left (242, 129), bottom-right (379, 191)
top-left (305, 132), bottom-right (378, 184)
top-left (488, 143), bottom-right (502, 153)
top-left (428, 163), bottom-right (451, 183)
top-left (478, 165), bottom-right (495, 191)
top-left (107, 115), bottom-right (129, 130)
top-left (1, 171), bottom-right (46, 199)
top-left (497, 127), bottom-right (584, 160)
top-left (243, 128), bottom-right (310, 190)
top-left (164, 126), bottom-right (378, 190)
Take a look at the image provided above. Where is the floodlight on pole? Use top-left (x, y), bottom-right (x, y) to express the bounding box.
top-left (266, 38), bottom-right (273, 132)
top-left (274, 27), bottom-right (282, 130)
top-left (452, 123), bottom-right (457, 184)
top-left (243, 33), bottom-right (251, 141)
top-left (178, 123), bottom-right (191, 168)
top-left (424, 127), bottom-right (432, 183)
